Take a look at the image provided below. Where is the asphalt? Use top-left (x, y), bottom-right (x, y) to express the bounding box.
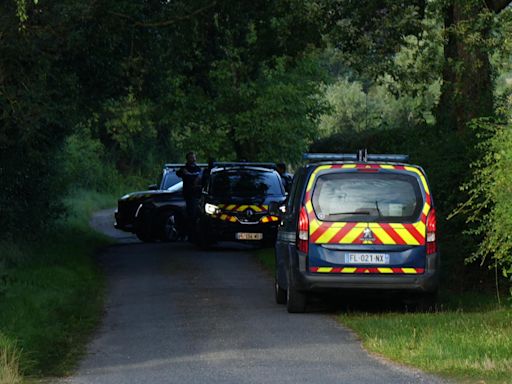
top-left (63, 209), bottom-right (446, 384)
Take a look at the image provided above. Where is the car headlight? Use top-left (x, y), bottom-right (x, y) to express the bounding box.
top-left (205, 203), bottom-right (220, 215)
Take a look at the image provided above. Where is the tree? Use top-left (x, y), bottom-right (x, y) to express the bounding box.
top-left (436, 0), bottom-right (511, 132)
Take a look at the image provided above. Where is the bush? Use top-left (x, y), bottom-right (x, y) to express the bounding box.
top-left (453, 118), bottom-right (512, 297)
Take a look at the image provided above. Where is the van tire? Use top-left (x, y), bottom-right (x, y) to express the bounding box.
top-left (286, 273), bottom-right (307, 313)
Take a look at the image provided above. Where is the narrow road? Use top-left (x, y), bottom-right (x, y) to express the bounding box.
top-left (65, 210), bottom-right (445, 384)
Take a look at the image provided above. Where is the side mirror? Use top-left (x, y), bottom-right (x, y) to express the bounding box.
top-left (148, 184), bottom-right (158, 190)
top-left (269, 201), bottom-right (285, 216)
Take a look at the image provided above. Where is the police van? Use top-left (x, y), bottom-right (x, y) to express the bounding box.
top-left (273, 151), bottom-right (440, 313)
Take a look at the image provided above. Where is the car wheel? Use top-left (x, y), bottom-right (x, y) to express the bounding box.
top-left (286, 273), bottom-right (307, 313)
top-left (161, 212), bottom-right (180, 242)
top-left (274, 273), bottom-right (287, 305)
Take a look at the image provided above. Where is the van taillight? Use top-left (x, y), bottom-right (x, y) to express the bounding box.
top-left (297, 206), bottom-right (309, 254)
top-left (426, 208), bottom-right (437, 255)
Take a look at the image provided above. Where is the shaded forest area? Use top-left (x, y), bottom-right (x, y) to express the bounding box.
top-left (1, 0), bottom-right (512, 294)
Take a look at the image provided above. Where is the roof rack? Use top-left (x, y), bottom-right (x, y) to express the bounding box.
top-left (304, 150), bottom-right (409, 163)
top-left (212, 162), bottom-right (277, 170)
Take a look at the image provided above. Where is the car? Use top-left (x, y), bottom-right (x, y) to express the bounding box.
top-left (196, 162), bottom-right (287, 248)
top-left (273, 151), bottom-right (440, 313)
top-left (114, 163), bottom-right (206, 242)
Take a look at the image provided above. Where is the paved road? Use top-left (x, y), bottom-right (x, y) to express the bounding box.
top-left (64, 209), bottom-right (445, 384)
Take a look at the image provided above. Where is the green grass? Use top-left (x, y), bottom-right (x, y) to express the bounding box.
top-left (340, 308), bottom-right (512, 384)
top-left (0, 189), bottom-right (119, 381)
top-left (254, 248), bottom-right (512, 383)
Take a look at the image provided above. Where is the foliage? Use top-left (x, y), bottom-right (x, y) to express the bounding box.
top-left (318, 77), bottom-right (439, 136)
top-left (321, 0), bottom-right (427, 78)
top-left (0, 333), bottom-right (21, 384)
top-left (0, 189), bottom-right (116, 377)
top-left (173, 56), bottom-right (328, 163)
top-left (452, 117), bottom-right (512, 289)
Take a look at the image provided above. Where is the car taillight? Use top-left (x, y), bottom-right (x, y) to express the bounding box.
top-left (426, 208), bottom-right (437, 255)
top-left (297, 206), bottom-right (309, 254)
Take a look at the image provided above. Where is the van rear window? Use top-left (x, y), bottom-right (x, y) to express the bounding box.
top-left (311, 172), bottom-right (423, 223)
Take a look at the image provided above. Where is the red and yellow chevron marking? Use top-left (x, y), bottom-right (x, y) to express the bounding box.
top-left (217, 204), bottom-right (268, 212)
top-left (305, 163), bottom-right (432, 246)
top-left (309, 267), bottom-right (425, 274)
top-left (260, 216), bottom-right (280, 223)
top-left (212, 213), bottom-right (238, 223)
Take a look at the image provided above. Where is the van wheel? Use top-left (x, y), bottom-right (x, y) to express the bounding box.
top-left (286, 274), bottom-right (307, 313)
top-left (274, 274), bottom-right (287, 305)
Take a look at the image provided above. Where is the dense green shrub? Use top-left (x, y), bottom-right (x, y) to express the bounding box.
top-left (453, 117), bottom-right (512, 295)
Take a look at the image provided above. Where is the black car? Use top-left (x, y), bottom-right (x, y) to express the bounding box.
top-left (196, 163), bottom-right (287, 247)
top-left (115, 163), bottom-right (206, 242)
top-left (273, 151), bottom-right (440, 313)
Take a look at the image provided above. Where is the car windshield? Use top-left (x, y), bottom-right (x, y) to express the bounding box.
top-left (210, 169), bottom-right (283, 197)
top-left (162, 171), bottom-right (181, 190)
top-left (311, 172), bottom-right (423, 222)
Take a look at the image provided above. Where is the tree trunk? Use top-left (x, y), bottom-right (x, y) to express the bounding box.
top-left (436, 1), bottom-right (495, 133)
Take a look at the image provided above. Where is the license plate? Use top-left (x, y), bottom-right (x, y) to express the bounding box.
top-left (236, 232), bottom-right (263, 241)
top-left (345, 253), bottom-right (390, 265)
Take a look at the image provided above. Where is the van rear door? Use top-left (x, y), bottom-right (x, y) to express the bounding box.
top-left (306, 164), bottom-right (431, 275)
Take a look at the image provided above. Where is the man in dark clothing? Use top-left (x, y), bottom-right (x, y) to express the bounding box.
top-left (276, 162), bottom-right (293, 193)
top-left (177, 152), bottom-right (201, 233)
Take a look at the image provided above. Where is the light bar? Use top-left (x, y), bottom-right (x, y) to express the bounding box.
top-left (303, 152), bottom-right (409, 163)
top-left (367, 154), bottom-right (409, 162)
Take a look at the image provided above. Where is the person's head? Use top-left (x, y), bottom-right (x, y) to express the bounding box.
top-left (186, 151), bottom-right (196, 164)
top-left (276, 162), bottom-right (286, 175)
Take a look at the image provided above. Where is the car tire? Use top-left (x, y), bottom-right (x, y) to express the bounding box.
top-left (160, 211), bottom-right (180, 242)
top-left (274, 273), bottom-right (287, 305)
top-left (286, 273), bottom-right (307, 313)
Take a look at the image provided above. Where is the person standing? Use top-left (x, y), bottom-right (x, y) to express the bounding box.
top-left (276, 162), bottom-right (293, 193)
top-left (177, 152), bottom-right (201, 233)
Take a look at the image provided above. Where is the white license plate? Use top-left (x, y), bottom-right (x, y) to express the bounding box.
top-left (236, 232), bottom-right (263, 241)
top-left (345, 253), bottom-right (390, 265)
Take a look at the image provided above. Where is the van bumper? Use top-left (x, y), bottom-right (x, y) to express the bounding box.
top-left (292, 252), bottom-right (440, 293)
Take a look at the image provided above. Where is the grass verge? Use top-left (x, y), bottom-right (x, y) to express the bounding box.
top-left (0, 189), bottom-right (118, 382)
top-left (255, 248), bottom-right (512, 383)
top-left (340, 305), bottom-right (512, 384)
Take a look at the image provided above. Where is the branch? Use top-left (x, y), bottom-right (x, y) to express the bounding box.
top-left (484, 0), bottom-right (512, 13)
top-left (108, 2), bottom-right (216, 28)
